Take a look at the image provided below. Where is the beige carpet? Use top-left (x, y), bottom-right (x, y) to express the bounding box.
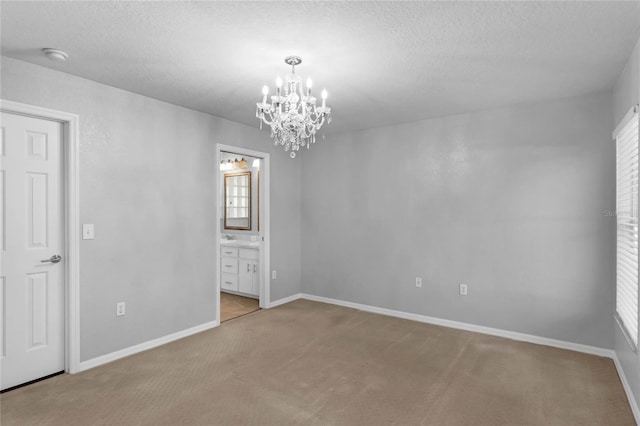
top-left (1, 300), bottom-right (634, 425)
top-left (220, 292), bottom-right (260, 322)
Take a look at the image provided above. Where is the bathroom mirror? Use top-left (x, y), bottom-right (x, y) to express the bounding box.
top-left (224, 171), bottom-right (251, 230)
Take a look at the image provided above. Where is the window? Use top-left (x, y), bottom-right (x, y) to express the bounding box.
top-left (616, 105), bottom-right (639, 348)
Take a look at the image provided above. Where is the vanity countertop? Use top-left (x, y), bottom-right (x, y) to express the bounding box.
top-left (220, 240), bottom-right (260, 248)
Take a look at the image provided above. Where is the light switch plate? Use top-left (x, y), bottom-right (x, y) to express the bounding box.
top-left (82, 224), bottom-right (95, 240)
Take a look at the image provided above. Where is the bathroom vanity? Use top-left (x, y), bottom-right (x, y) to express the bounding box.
top-left (220, 240), bottom-right (260, 298)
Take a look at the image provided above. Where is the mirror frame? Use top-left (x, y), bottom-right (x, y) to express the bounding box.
top-left (224, 171), bottom-right (252, 231)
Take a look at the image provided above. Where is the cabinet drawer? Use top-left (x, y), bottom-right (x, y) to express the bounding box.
top-left (221, 273), bottom-right (238, 291)
top-left (239, 248), bottom-right (259, 260)
top-left (221, 247), bottom-right (239, 257)
top-left (221, 257), bottom-right (238, 274)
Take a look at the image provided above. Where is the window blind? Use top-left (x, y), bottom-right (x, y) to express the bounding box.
top-left (616, 106), bottom-right (639, 348)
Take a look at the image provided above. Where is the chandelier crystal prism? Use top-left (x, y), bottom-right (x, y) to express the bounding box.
top-left (256, 56), bottom-right (331, 158)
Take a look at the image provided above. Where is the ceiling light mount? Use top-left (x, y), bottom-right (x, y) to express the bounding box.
top-left (284, 55), bottom-right (302, 67)
top-left (256, 56), bottom-right (331, 158)
top-left (42, 48), bottom-right (68, 62)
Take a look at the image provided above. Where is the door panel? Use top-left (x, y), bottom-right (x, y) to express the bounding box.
top-left (1, 112), bottom-right (64, 391)
top-left (0, 277), bottom-right (5, 358)
top-left (27, 272), bottom-right (49, 349)
top-left (27, 173), bottom-right (49, 248)
top-left (239, 260), bottom-right (253, 294)
top-left (0, 169), bottom-right (4, 251)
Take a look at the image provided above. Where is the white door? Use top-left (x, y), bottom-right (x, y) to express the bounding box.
top-left (1, 112), bottom-right (65, 391)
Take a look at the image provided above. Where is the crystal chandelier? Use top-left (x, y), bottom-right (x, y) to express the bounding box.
top-left (256, 56), bottom-right (331, 158)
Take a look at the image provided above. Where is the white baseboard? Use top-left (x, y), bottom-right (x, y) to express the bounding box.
top-left (300, 293), bottom-right (614, 359)
top-left (74, 320), bottom-right (219, 373)
top-left (613, 353), bottom-right (640, 425)
top-left (268, 293), bottom-right (302, 308)
top-left (70, 292), bottom-right (636, 422)
top-left (71, 294), bottom-right (615, 376)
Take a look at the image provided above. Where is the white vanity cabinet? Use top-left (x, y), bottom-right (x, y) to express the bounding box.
top-left (220, 246), bottom-right (259, 298)
top-left (239, 248), bottom-right (260, 295)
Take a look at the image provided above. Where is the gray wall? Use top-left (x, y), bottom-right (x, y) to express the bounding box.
top-left (1, 47), bottom-right (630, 368)
top-left (613, 37), bottom-right (640, 413)
top-left (1, 57), bottom-right (301, 361)
top-left (301, 91), bottom-right (614, 349)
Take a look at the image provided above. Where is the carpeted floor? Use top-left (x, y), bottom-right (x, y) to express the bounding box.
top-left (220, 292), bottom-right (260, 322)
top-left (1, 299), bottom-right (634, 425)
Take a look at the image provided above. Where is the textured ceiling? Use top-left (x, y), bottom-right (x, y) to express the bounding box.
top-left (1, 1), bottom-right (639, 134)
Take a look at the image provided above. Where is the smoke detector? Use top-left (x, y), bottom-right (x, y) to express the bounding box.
top-left (42, 48), bottom-right (68, 62)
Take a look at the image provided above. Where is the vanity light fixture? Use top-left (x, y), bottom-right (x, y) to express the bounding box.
top-left (220, 158), bottom-right (250, 171)
top-left (252, 159), bottom-right (260, 169)
top-left (256, 56), bottom-right (331, 158)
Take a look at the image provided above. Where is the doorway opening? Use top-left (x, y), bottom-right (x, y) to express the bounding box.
top-left (220, 292), bottom-right (259, 322)
top-left (216, 144), bottom-right (270, 324)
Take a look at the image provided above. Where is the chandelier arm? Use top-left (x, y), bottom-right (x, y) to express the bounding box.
top-left (260, 110), bottom-right (277, 125)
top-left (299, 128), bottom-right (310, 139)
top-left (313, 113), bottom-right (324, 124)
top-left (258, 116), bottom-right (274, 126)
top-left (304, 116), bottom-right (322, 130)
top-left (310, 110), bottom-right (326, 123)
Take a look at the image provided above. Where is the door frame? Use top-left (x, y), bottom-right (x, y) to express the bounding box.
top-left (215, 143), bottom-right (271, 322)
top-left (1, 99), bottom-right (81, 374)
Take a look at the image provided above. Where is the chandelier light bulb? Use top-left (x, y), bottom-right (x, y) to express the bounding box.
top-left (276, 77), bottom-right (283, 87)
top-left (321, 89), bottom-right (328, 100)
top-left (306, 78), bottom-right (313, 96)
top-left (262, 85), bottom-right (268, 104)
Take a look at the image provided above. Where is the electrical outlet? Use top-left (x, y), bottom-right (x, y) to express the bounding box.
top-left (271, 270), bottom-right (277, 280)
top-left (459, 284), bottom-right (468, 296)
top-left (116, 302), bottom-right (126, 317)
top-left (415, 277), bottom-right (422, 288)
